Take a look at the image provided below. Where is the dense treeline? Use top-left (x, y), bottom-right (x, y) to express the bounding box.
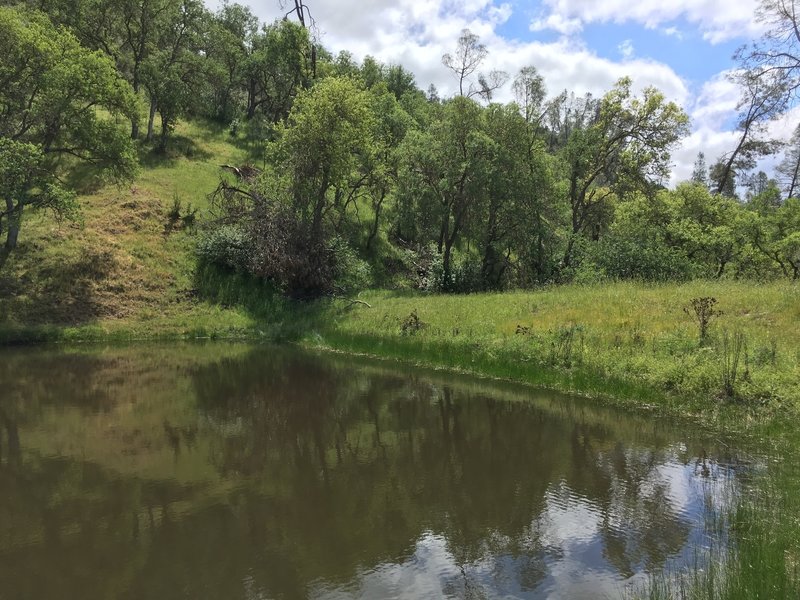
top-left (1, 0), bottom-right (799, 295)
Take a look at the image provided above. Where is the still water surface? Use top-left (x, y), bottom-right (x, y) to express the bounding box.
top-left (0, 343), bottom-right (748, 599)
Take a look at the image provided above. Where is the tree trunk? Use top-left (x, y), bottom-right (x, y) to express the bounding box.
top-left (247, 80), bottom-right (257, 119)
top-left (131, 78), bottom-right (141, 140)
top-left (146, 99), bottom-right (157, 142)
top-left (158, 114), bottom-right (169, 152)
top-left (4, 199), bottom-right (20, 250)
top-left (366, 190), bottom-right (386, 251)
top-left (442, 238), bottom-right (454, 289)
top-left (438, 210), bottom-right (449, 254)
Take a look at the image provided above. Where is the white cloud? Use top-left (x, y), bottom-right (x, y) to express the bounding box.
top-left (530, 12), bottom-right (583, 36)
top-left (531, 0), bottom-right (763, 44)
top-left (618, 39), bottom-right (635, 60)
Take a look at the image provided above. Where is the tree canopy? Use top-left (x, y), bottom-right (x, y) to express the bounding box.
top-left (0, 6), bottom-right (138, 253)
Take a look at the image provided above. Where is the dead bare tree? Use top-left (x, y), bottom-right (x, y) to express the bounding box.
top-left (280, 0), bottom-right (318, 76)
top-left (442, 29), bottom-right (508, 101)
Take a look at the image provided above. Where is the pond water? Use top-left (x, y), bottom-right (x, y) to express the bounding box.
top-left (0, 343), bottom-right (751, 599)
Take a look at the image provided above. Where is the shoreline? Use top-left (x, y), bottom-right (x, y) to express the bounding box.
top-left (1, 312), bottom-right (791, 432)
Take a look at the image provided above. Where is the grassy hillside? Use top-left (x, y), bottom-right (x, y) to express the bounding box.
top-left (0, 120), bottom-right (262, 340)
top-left (1, 119), bottom-right (798, 418)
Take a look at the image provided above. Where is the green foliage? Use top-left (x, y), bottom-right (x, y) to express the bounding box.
top-left (245, 19), bottom-right (312, 122)
top-left (721, 329), bottom-right (747, 399)
top-left (0, 5), bottom-right (138, 251)
top-left (559, 78), bottom-right (690, 268)
top-left (587, 235), bottom-right (696, 281)
top-left (196, 225), bottom-right (253, 272)
top-left (330, 238), bottom-right (374, 296)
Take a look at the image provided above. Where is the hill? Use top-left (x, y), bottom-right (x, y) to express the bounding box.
top-left (0, 120), bottom-right (262, 340)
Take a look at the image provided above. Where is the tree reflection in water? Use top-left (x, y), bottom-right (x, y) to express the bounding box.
top-left (0, 344), bottom-right (745, 599)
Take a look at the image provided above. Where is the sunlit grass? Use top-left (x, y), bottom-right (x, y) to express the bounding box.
top-left (313, 282), bottom-right (800, 418)
top-left (0, 118), bottom-right (261, 336)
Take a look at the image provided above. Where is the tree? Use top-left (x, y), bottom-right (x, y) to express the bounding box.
top-left (0, 7), bottom-right (138, 254)
top-left (479, 103), bottom-right (556, 288)
top-left (736, 0), bottom-right (800, 104)
top-left (709, 159), bottom-right (738, 198)
top-left (777, 123), bottom-right (800, 198)
top-left (513, 66), bottom-right (547, 126)
top-left (747, 197), bottom-right (800, 278)
top-left (203, 2), bottom-right (258, 122)
top-left (713, 68), bottom-right (786, 195)
top-left (140, 0), bottom-right (208, 148)
top-left (362, 85), bottom-right (412, 251)
top-left (441, 29), bottom-right (508, 101)
top-left (542, 90), bottom-right (597, 151)
top-left (691, 152), bottom-right (709, 187)
top-left (245, 19), bottom-right (311, 122)
top-left (559, 78), bottom-right (690, 269)
top-left (109, 0), bottom-right (175, 139)
top-left (269, 77), bottom-right (375, 237)
top-left (397, 96), bottom-right (494, 287)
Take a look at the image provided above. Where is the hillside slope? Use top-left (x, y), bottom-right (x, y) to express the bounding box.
top-left (0, 120), bottom-right (262, 339)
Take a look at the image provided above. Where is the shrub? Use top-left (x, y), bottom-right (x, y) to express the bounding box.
top-left (331, 238), bottom-right (373, 296)
top-left (196, 225), bottom-right (253, 272)
top-left (248, 202), bottom-right (337, 299)
top-left (684, 297), bottom-right (723, 343)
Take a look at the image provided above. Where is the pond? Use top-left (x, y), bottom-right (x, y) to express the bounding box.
top-left (0, 343), bottom-right (754, 599)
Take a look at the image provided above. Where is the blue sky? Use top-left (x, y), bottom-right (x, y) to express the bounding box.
top-left (498, 17), bottom-right (742, 85)
top-left (207, 0), bottom-right (788, 183)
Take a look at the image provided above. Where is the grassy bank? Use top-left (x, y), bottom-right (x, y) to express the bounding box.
top-left (4, 271), bottom-right (799, 422)
top-left (309, 282), bottom-right (800, 420)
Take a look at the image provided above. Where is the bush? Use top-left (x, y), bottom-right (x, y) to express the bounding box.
top-left (196, 225), bottom-right (253, 272)
top-left (591, 236), bottom-right (696, 281)
top-left (422, 249), bottom-right (483, 293)
top-left (331, 238), bottom-right (373, 295)
top-left (247, 202), bottom-right (337, 299)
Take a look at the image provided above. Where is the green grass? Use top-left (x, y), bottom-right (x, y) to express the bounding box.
top-left (0, 119), bottom-right (261, 336)
top-left (630, 450), bottom-right (800, 600)
top-left (306, 282), bottom-right (800, 421)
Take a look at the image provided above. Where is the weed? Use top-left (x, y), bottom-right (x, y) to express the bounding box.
top-left (549, 324), bottom-right (583, 367)
top-left (721, 330), bottom-right (746, 399)
top-left (400, 310), bottom-right (426, 335)
top-left (167, 193), bottom-right (183, 223)
top-left (181, 203), bottom-right (198, 230)
top-left (753, 338), bottom-right (778, 367)
top-left (684, 297), bottom-right (723, 343)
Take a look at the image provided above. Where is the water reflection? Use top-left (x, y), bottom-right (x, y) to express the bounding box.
top-left (0, 344), bottom-right (745, 599)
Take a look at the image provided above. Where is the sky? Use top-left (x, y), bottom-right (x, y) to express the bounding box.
top-left (206, 0), bottom-right (793, 185)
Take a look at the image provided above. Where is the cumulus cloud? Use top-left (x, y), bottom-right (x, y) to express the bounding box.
top-left (530, 13), bottom-right (583, 36)
top-left (531, 0), bottom-right (763, 44)
top-left (661, 26), bottom-right (684, 40)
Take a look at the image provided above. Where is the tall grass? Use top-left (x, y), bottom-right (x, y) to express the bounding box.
top-left (313, 282), bottom-right (800, 418)
top-left (631, 457), bottom-right (800, 600)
